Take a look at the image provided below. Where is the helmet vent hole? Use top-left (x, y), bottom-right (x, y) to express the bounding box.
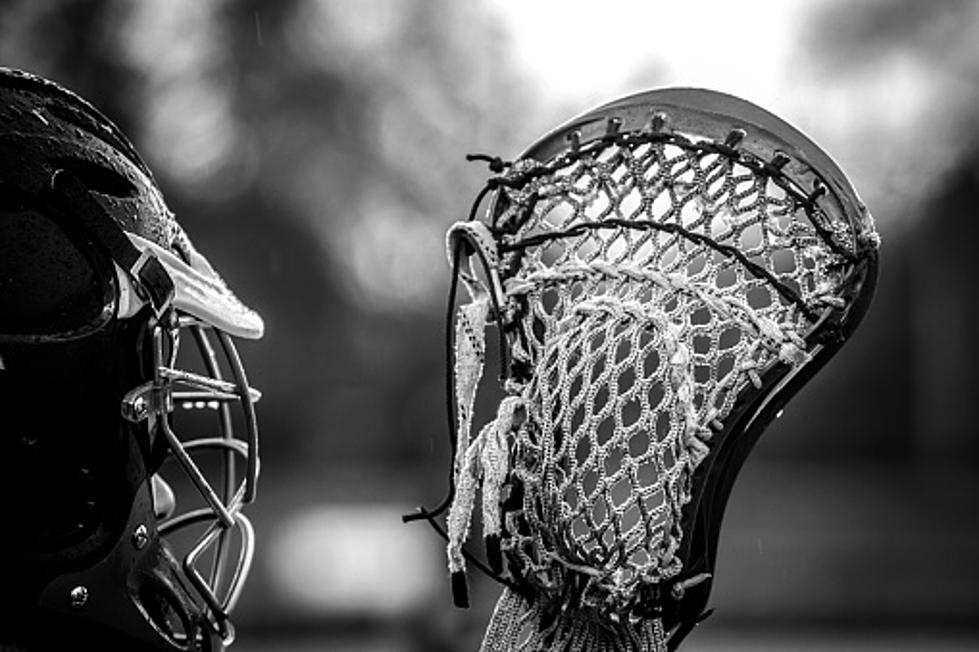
top-left (51, 157), bottom-right (137, 198)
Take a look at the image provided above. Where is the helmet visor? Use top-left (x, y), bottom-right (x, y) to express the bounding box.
top-left (0, 209), bottom-right (116, 341)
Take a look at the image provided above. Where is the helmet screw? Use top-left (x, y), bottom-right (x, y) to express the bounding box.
top-left (132, 395), bottom-right (148, 417)
top-left (69, 586), bottom-right (88, 609)
top-left (132, 524), bottom-right (149, 549)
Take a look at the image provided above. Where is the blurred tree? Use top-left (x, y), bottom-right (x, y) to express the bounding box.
top-left (0, 0), bottom-right (528, 470)
top-left (806, 0), bottom-right (979, 461)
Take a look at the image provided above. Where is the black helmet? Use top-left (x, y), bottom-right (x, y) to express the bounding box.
top-left (0, 67), bottom-right (263, 651)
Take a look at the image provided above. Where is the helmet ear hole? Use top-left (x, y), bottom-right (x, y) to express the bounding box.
top-left (50, 157), bottom-right (137, 198)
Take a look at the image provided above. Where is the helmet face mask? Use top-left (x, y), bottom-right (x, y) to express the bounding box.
top-left (0, 68), bottom-right (263, 651)
top-left (130, 310), bottom-right (260, 644)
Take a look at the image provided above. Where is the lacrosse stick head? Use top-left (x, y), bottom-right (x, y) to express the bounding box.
top-left (409, 87), bottom-right (878, 651)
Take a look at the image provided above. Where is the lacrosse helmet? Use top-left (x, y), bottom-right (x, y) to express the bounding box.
top-left (0, 68), bottom-right (263, 651)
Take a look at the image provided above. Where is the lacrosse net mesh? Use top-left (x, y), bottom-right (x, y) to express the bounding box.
top-left (441, 114), bottom-right (877, 651)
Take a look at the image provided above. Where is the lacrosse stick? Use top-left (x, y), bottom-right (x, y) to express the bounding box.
top-left (405, 88), bottom-right (879, 651)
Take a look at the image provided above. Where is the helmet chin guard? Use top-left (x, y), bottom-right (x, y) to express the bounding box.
top-left (0, 67), bottom-right (262, 651)
top-left (406, 88), bottom-right (878, 651)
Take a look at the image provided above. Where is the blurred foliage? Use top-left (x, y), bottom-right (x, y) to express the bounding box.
top-left (0, 0), bottom-right (532, 477)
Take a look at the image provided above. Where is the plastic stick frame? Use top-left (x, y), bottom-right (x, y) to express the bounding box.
top-left (408, 88), bottom-right (878, 647)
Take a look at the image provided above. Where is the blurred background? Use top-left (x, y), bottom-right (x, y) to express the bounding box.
top-left (2, 0), bottom-right (978, 649)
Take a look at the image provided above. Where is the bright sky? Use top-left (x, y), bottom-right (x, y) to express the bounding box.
top-left (484, 0), bottom-right (821, 114)
top-left (483, 0), bottom-right (961, 230)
